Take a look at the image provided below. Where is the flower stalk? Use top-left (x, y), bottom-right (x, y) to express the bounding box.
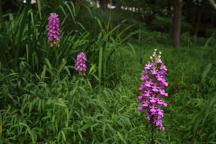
top-left (75, 52), bottom-right (87, 76)
top-left (48, 13), bottom-right (60, 48)
top-left (138, 49), bottom-right (168, 142)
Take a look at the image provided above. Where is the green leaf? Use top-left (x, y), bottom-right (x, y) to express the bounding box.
top-left (37, 0), bottom-right (42, 20)
top-left (201, 63), bottom-right (212, 83)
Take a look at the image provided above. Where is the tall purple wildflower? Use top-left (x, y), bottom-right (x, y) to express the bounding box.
top-left (138, 49), bottom-right (168, 131)
top-left (75, 52), bottom-right (87, 75)
top-left (48, 13), bottom-right (60, 47)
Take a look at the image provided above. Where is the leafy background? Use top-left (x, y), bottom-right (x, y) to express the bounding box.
top-left (0, 0), bottom-right (216, 143)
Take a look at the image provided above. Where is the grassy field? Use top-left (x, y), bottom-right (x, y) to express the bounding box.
top-left (1, 2), bottom-right (216, 143)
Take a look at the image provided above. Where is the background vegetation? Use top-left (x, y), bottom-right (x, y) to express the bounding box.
top-left (0, 0), bottom-right (216, 143)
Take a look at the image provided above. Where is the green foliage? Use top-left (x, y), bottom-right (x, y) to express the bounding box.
top-left (151, 16), bottom-right (171, 32)
top-left (205, 28), bottom-right (216, 37)
top-left (1, 1), bottom-right (216, 143)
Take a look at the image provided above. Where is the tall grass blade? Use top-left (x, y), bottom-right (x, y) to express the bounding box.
top-left (41, 65), bottom-right (47, 81)
top-left (37, 0), bottom-right (42, 20)
top-left (117, 132), bottom-right (127, 144)
top-left (65, 2), bottom-right (76, 24)
top-left (203, 37), bottom-right (213, 49)
top-left (19, 122), bottom-right (36, 143)
top-left (98, 46), bottom-right (103, 89)
top-left (201, 63), bottom-right (212, 83)
top-left (127, 43), bottom-right (136, 57)
top-left (57, 58), bottom-right (67, 74)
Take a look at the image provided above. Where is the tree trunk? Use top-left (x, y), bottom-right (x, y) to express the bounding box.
top-left (99, 0), bottom-right (108, 10)
top-left (195, 7), bottom-right (202, 37)
top-left (167, 0), bottom-right (172, 17)
top-left (172, 0), bottom-right (182, 48)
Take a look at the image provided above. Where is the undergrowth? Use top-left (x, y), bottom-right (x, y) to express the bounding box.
top-left (0, 1), bottom-right (216, 143)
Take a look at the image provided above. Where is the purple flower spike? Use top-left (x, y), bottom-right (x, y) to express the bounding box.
top-left (75, 52), bottom-right (87, 75)
top-left (48, 13), bottom-right (60, 46)
top-left (137, 49), bottom-right (168, 131)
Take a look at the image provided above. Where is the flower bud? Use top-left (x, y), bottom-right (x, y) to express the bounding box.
top-left (75, 52), bottom-right (87, 74)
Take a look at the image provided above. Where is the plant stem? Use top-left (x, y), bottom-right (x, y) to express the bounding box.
top-left (151, 119), bottom-right (155, 144)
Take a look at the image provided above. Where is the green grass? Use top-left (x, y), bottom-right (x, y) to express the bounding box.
top-left (1, 2), bottom-right (216, 143)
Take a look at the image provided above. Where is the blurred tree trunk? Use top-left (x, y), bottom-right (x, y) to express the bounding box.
top-left (113, 0), bottom-right (121, 10)
top-left (167, 0), bottom-right (172, 16)
top-left (107, 0), bottom-right (112, 30)
top-left (172, 0), bottom-right (182, 48)
top-left (99, 0), bottom-right (108, 10)
top-left (195, 7), bottom-right (202, 36)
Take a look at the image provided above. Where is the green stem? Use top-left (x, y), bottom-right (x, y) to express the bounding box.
top-left (151, 119), bottom-right (155, 144)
